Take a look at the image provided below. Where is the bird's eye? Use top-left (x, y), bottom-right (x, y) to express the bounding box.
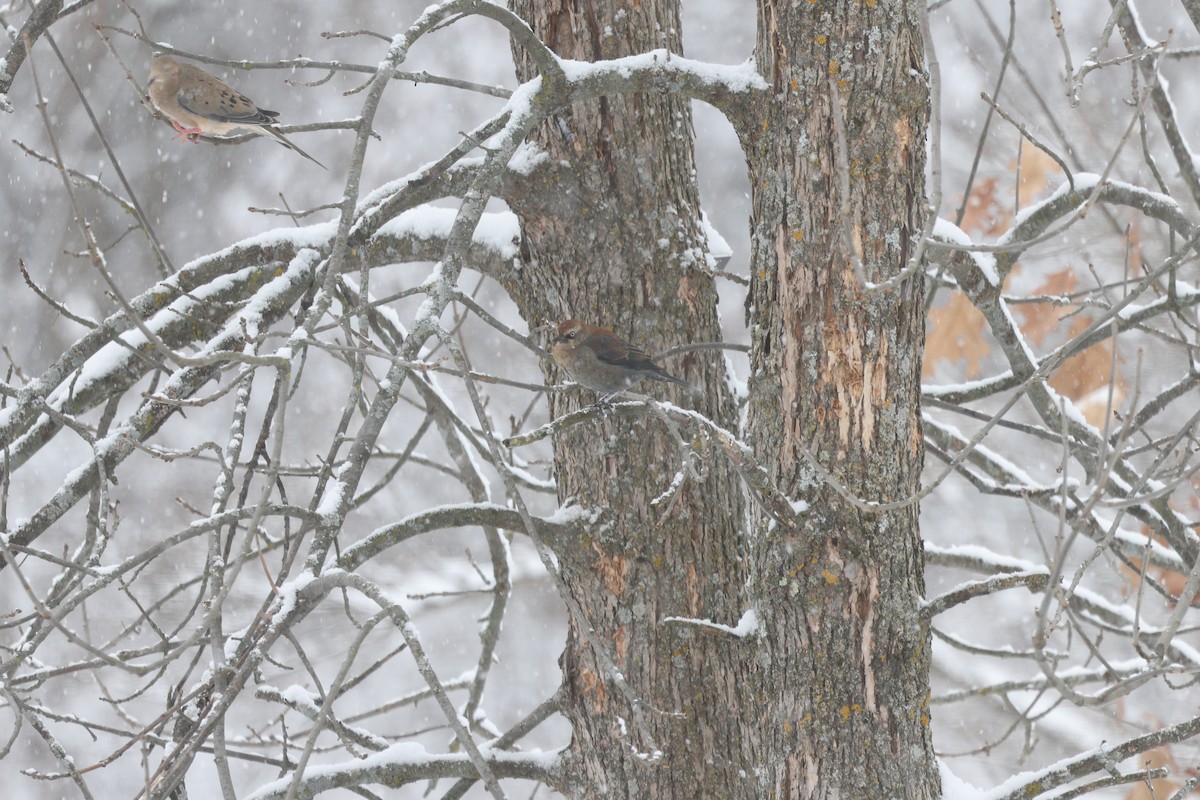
top-left (566, 332), bottom-right (576, 340)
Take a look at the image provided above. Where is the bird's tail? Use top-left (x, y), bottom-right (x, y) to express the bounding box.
top-left (264, 127), bottom-right (327, 169)
top-left (651, 368), bottom-right (695, 391)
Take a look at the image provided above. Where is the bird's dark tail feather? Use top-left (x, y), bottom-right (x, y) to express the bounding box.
top-left (266, 127), bottom-right (327, 170)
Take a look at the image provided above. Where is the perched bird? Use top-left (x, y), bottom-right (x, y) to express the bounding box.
top-left (147, 53), bottom-right (326, 168)
top-left (549, 319), bottom-right (691, 401)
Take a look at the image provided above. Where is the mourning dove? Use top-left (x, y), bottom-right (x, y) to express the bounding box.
top-left (147, 53), bottom-right (325, 169)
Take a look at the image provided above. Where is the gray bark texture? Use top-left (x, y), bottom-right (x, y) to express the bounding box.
top-left (505, 0), bottom-right (752, 795)
top-left (504, 0), bottom-right (939, 797)
top-left (745, 1), bottom-right (939, 797)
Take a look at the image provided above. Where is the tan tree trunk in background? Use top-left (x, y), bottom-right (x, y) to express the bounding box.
top-left (505, 0), bottom-right (938, 796)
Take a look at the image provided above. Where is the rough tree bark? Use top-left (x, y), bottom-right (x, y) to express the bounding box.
top-left (503, 0), bottom-right (937, 796)
top-left (503, 1), bottom-right (753, 797)
top-left (744, 1), bottom-right (939, 797)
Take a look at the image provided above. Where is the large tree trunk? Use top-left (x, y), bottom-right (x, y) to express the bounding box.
top-left (744, 1), bottom-right (940, 797)
top-left (504, 1), bottom-right (752, 797)
top-left (505, 0), bottom-right (937, 796)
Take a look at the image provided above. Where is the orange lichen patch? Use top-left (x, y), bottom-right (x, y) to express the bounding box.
top-left (838, 704), bottom-right (863, 721)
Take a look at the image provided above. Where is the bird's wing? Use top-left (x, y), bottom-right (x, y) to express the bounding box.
top-left (176, 65), bottom-right (278, 126)
top-left (589, 331), bottom-right (655, 369)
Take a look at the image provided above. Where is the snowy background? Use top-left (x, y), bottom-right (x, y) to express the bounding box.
top-left (2, 1), bottom-right (1199, 798)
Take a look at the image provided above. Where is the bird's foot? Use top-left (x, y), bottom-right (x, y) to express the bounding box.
top-left (589, 393), bottom-right (621, 417)
top-left (170, 122), bottom-right (203, 143)
top-left (588, 401), bottom-right (612, 418)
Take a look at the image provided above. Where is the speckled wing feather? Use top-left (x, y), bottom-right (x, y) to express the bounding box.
top-left (174, 63), bottom-right (278, 126)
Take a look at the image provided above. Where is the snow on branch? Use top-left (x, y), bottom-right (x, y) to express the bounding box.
top-left (558, 48), bottom-right (768, 119)
top-left (338, 502), bottom-right (582, 571)
top-left (245, 744), bottom-right (565, 800)
top-left (982, 714), bottom-right (1200, 800)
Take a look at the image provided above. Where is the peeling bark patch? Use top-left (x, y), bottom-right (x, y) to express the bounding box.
top-left (764, 2), bottom-right (787, 93)
top-left (676, 268), bottom-right (702, 314)
top-left (822, 315), bottom-right (868, 451)
top-left (595, 546), bottom-right (628, 596)
top-left (861, 359), bottom-right (876, 450)
top-left (776, 222), bottom-right (804, 436)
top-left (604, 454), bottom-right (618, 480)
top-left (859, 569), bottom-right (880, 715)
top-left (893, 117), bottom-right (911, 151)
top-left (774, 223), bottom-right (791, 283)
top-left (746, 0), bottom-right (935, 793)
top-left (870, 332), bottom-right (891, 447)
top-left (579, 666), bottom-right (609, 712)
top-left (686, 562), bottom-right (702, 616)
top-left (778, 740), bottom-right (821, 796)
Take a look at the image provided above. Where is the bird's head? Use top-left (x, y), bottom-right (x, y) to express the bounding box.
top-left (149, 53), bottom-right (180, 84)
top-left (551, 319), bottom-right (587, 351)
